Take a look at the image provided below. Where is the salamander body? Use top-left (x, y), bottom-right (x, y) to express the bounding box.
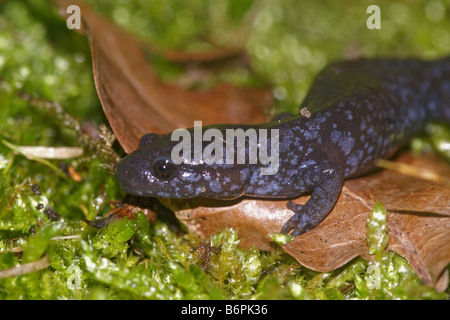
top-left (116, 58), bottom-right (450, 236)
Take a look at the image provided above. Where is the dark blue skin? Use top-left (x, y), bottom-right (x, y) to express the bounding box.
top-left (116, 58), bottom-right (450, 236)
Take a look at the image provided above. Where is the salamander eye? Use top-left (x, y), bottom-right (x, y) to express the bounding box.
top-left (152, 157), bottom-right (176, 180)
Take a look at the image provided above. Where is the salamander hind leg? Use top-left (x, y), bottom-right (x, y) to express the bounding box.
top-left (281, 162), bottom-right (344, 237)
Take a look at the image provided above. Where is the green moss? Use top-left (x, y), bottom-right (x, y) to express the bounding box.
top-left (356, 202), bottom-right (446, 299)
top-left (0, 0), bottom-right (448, 300)
top-left (22, 221), bottom-right (62, 263)
top-left (366, 202), bottom-right (389, 261)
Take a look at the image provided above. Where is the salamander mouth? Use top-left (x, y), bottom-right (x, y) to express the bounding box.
top-left (117, 183), bottom-right (153, 197)
top-left (117, 183), bottom-right (204, 199)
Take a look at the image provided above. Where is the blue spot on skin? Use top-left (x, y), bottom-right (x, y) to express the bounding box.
top-left (195, 186), bottom-right (204, 194)
top-left (209, 179), bottom-right (223, 192)
top-left (230, 184), bottom-right (239, 191)
top-left (345, 110), bottom-right (353, 120)
top-left (330, 130), bottom-right (342, 144)
top-left (340, 134), bottom-right (355, 156)
top-left (240, 168), bottom-right (250, 183)
top-left (303, 130), bottom-right (312, 139)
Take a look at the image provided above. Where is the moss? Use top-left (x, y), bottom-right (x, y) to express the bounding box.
top-left (0, 0), bottom-right (448, 300)
top-left (412, 122), bottom-right (450, 161)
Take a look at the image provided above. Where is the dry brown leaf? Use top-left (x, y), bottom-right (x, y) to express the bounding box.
top-left (54, 0), bottom-right (272, 153)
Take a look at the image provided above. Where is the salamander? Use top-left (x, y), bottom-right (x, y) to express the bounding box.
top-left (115, 57), bottom-right (450, 236)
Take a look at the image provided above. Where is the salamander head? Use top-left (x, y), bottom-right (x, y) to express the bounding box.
top-left (115, 132), bottom-right (251, 199)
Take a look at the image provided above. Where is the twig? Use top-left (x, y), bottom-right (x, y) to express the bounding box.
top-left (5, 235), bottom-right (81, 253)
top-left (0, 255), bottom-right (50, 279)
top-left (2, 139), bottom-right (69, 179)
top-left (50, 235), bottom-right (81, 241)
top-left (375, 158), bottom-right (450, 186)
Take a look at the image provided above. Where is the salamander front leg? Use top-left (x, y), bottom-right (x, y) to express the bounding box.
top-left (281, 162), bottom-right (344, 237)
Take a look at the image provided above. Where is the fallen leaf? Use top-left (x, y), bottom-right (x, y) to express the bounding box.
top-left (54, 0), bottom-right (272, 154)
